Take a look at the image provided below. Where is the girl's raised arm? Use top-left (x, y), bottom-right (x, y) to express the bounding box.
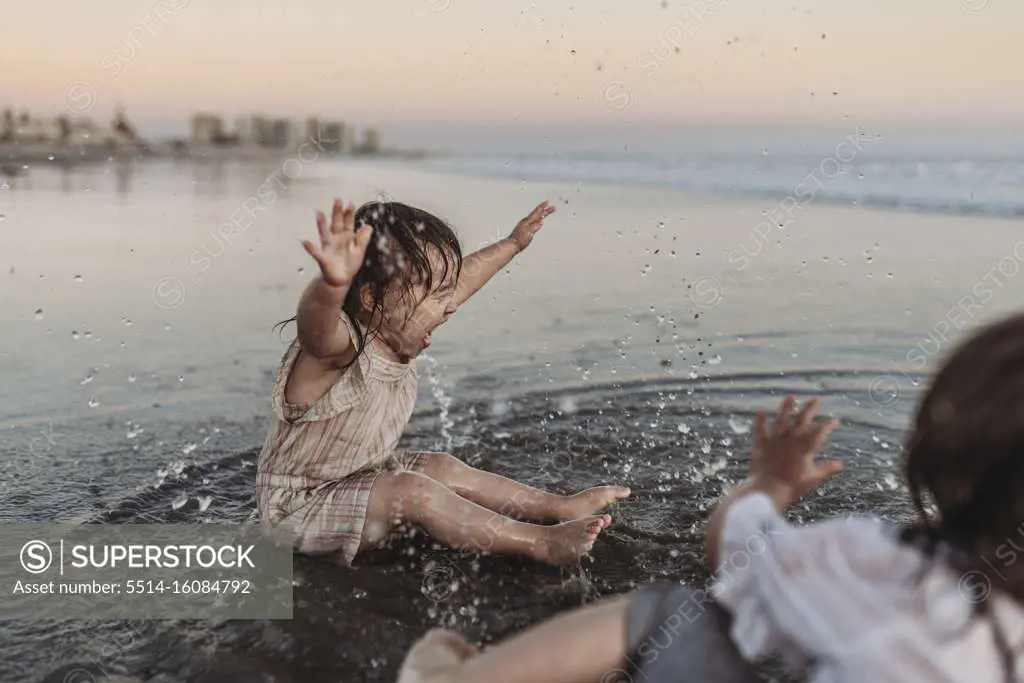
top-left (297, 199), bottom-right (373, 363)
top-left (452, 201), bottom-right (555, 307)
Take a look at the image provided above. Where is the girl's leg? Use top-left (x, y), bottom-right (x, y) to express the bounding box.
top-left (416, 452), bottom-right (630, 522)
top-left (361, 471), bottom-right (611, 566)
top-left (398, 595), bottom-right (632, 683)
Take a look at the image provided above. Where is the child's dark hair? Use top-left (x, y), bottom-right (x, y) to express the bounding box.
top-left (276, 200), bottom-right (462, 362)
top-left (899, 312), bottom-right (1024, 679)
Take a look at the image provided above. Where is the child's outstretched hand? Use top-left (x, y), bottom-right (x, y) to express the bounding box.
top-left (302, 199), bottom-right (373, 288)
top-left (749, 396), bottom-right (842, 506)
top-left (509, 200), bottom-right (556, 250)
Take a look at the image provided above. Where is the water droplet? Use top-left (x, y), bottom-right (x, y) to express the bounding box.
top-left (122, 317), bottom-right (133, 327)
top-left (707, 354), bottom-right (722, 365)
top-left (80, 374), bottom-right (94, 385)
top-left (47, 154), bottom-right (55, 161)
top-left (640, 264), bottom-right (652, 276)
top-left (88, 398), bottom-right (100, 408)
top-left (729, 417), bottom-right (751, 434)
top-left (677, 423), bottom-right (691, 434)
top-left (297, 267), bottom-right (305, 274)
top-left (33, 309), bottom-right (44, 321)
top-left (73, 274), bottom-right (83, 282)
top-left (128, 374), bottom-right (137, 383)
top-left (178, 375), bottom-right (185, 383)
top-left (182, 443), bottom-right (197, 455)
top-left (558, 396), bottom-right (578, 414)
top-left (71, 330), bottom-right (80, 340)
top-left (164, 323), bottom-right (171, 331)
top-left (761, 148), bottom-right (769, 156)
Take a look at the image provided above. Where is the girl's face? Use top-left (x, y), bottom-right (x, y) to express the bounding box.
top-left (373, 252), bottom-right (459, 360)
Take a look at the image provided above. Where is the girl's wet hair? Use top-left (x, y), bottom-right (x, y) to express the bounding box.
top-left (900, 312), bottom-right (1024, 679)
top-left (276, 200), bottom-right (462, 363)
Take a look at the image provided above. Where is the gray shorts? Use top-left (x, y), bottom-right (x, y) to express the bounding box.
top-left (622, 582), bottom-right (764, 683)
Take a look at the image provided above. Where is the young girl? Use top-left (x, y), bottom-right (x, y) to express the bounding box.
top-left (256, 197), bottom-right (631, 568)
top-left (399, 312), bottom-right (1024, 683)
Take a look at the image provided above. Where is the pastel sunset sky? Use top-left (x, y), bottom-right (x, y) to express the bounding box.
top-left (3, 0), bottom-right (1021, 147)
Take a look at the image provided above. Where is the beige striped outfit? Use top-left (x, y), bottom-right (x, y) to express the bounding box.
top-left (256, 313), bottom-right (425, 565)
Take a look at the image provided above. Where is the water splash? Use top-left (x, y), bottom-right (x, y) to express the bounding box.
top-left (419, 354), bottom-right (454, 451)
top-left (728, 417), bottom-right (750, 434)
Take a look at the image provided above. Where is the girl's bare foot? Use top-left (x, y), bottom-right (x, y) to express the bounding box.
top-left (556, 486), bottom-right (631, 521)
top-left (535, 514), bottom-right (611, 566)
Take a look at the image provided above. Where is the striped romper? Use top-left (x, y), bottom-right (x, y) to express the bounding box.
top-left (256, 312), bottom-right (427, 566)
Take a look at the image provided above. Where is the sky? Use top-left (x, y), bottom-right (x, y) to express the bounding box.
top-left (2, 0), bottom-right (1022, 149)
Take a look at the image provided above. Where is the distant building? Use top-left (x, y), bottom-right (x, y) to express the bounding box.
top-left (235, 115), bottom-right (260, 146)
top-left (68, 117), bottom-right (101, 146)
top-left (305, 117), bottom-right (321, 143)
top-left (354, 127), bottom-right (381, 155)
top-left (303, 117), bottom-right (344, 153)
top-left (190, 113), bottom-right (224, 145)
top-left (269, 118), bottom-right (290, 148)
top-left (14, 116), bottom-right (60, 144)
top-left (0, 109), bottom-right (13, 143)
top-left (112, 107), bottom-right (139, 143)
top-left (235, 115), bottom-right (292, 148)
top-left (321, 122), bottom-right (347, 153)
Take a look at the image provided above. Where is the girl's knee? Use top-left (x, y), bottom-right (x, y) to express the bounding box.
top-left (366, 472), bottom-right (437, 542)
top-left (417, 452), bottom-right (463, 479)
top-left (390, 471), bottom-right (441, 508)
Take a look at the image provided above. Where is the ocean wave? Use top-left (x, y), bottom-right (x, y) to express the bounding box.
top-left (413, 153), bottom-right (1024, 219)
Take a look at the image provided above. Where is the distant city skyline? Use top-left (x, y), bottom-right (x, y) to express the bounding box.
top-left (4, 0), bottom-right (1023, 151)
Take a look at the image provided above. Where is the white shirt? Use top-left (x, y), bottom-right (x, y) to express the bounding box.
top-left (712, 492), bottom-right (1024, 682)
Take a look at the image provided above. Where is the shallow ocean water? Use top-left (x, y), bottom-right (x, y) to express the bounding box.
top-left (2, 155), bottom-right (1022, 681)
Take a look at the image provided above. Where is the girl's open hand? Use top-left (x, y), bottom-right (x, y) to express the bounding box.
top-left (509, 200), bottom-right (556, 250)
top-left (750, 396), bottom-right (842, 506)
top-left (302, 199), bottom-right (373, 288)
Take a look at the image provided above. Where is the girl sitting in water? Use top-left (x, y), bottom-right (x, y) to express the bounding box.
top-left (399, 312), bottom-right (1024, 683)
top-left (256, 198), bottom-right (630, 567)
